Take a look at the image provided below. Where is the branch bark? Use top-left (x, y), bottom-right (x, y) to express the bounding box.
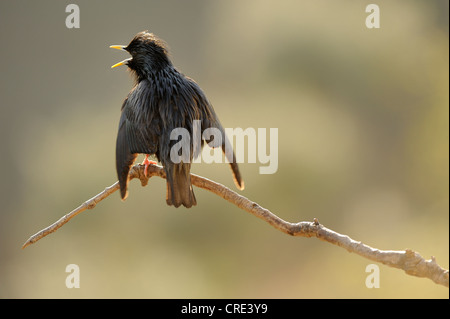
top-left (22, 164), bottom-right (449, 288)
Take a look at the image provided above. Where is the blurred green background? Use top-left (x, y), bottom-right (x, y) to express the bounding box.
top-left (0, 0), bottom-right (448, 298)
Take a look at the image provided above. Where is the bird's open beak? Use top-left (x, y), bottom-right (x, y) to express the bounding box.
top-left (110, 45), bottom-right (131, 68)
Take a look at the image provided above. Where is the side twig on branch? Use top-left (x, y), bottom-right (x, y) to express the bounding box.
top-left (22, 164), bottom-right (449, 288)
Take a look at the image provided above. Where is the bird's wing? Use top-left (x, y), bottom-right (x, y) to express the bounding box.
top-left (184, 77), bottom-right (244, 190)
top-left (116, 109), bottom-right (138, 200)
top-left (116, 83), bottom-right (160, 199)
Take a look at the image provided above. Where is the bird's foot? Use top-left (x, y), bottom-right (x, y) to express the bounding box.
top-left (142, 155), bottom-right (157, 177)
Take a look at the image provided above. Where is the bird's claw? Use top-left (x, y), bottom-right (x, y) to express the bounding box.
top-left (142, 155), bottom-right (157, 177)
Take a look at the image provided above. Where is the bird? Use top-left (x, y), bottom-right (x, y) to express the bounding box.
top-left (110, 31), bottom-right (244, 208)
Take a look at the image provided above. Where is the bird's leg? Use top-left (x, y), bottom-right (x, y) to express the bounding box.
top-left (142, 154), bottom-right (157, 177)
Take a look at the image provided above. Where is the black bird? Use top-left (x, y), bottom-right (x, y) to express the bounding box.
top-left (110, 31), bottom-right (244, 208)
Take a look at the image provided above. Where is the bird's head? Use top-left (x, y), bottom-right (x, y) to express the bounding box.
top-left (110, 31), bottom-right (171, 79)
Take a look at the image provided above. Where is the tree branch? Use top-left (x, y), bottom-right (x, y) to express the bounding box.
top-left (22, 164), bottom-right (449, 288)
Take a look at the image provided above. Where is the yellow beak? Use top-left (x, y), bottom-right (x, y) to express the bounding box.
top-left (111, 58), bottom-right (132, 69)
top-left (110, 45), bottom-right (126, 51)
top-left (110, 45), bottom-right (131, 68)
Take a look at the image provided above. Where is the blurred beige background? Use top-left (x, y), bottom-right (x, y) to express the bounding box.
top-left (0, 0), bottom-right (448, 298)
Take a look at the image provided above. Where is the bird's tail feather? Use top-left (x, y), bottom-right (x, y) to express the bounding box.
top-left (165, 163), bottom-right (197, 208)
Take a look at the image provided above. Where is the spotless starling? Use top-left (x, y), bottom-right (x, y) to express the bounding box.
top-left (110, 31), bottom-right (244, 208)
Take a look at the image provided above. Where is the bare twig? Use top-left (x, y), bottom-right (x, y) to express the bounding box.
top-left (22, 164), bottom-right (449, 287)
